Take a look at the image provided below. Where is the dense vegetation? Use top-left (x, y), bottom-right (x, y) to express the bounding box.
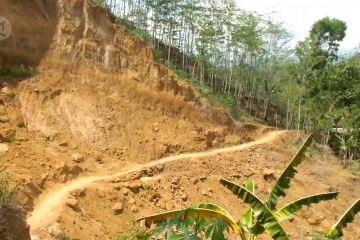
top-left (93, 0), bottom-right (360, 164)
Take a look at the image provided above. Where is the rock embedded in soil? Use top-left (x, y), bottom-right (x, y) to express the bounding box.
top-left (171, 177), bottom-right (180, 185)
top-left (112, 202), bottom-right (124, 215)
top-left (58, 141), bottom-right (68, 147)
top-left (181, 194), bottom-right (188, 201)
top-left (192, 177), bottom-right (199, 185)
top-left (65, 198), bottom-right (79, 211)
top-left (71, 153), bottom-right (84, 163)
top-left (131, 206), bottom-right (138, 213)
top-left (0, 128), bottom-right (16, 142)
top-left (0, 116), bottom-right (9, 123)
top-left (70, 188), bottom-right (87, 198)
top-left (199, 175), bottom-right (207, 181)
top-left (126, 181), bottom-right (143, 193)
top-left (43, 225), bottom-right (64, 239)
top-left (156, 164), bottom-right (164, 172)
top-left (1, 86), bottom-right (14, 97)
top-left (263, 168), bottom-right (276, 181)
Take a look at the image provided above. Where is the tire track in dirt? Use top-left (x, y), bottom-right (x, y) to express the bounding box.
top-left (27, 130), bottom-right (287, 231)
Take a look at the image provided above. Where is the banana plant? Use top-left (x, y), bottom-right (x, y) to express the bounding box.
top-left (220, 134), bottom-right (339, 240)
top-left (136, 134), bottom-right (338, 239)
top-left (220, 179), bottom-right (339, 240)
top-left (326, 198), bottom-right (360, 239)
top-left (136, 203), bottom-right (246, 240)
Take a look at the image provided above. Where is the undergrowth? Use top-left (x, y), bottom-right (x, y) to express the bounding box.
top-left (163, 60), bottom-right (242, 120)
top-left (58, 237), bottom-right (79, 240)
top-left (115, 227), bottom-right (152, 240)
top-left (0, 174), bottom-right (20, 211)
top-left (0, 67), bottom-right (32, 81)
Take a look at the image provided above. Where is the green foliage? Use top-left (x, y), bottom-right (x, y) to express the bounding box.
top-left (266, 134), bottom-right (313, 210)
top-left (309, 17), bottom-right (347, 61)
top-left (327, 198), bottom-right (360, 239)
top-left (137, 203), bottom-right (240, 239)
top-left (0, 174), bottom-right (20, 211)
top-left (115, 227), bottom-right (152, 240)
top-left (58, 237), bottom-right (79, 240)
top-left (0, 67), bottom-right (32, 80)
top-left (274, 192), bottom-right (339, 222)
top-left (220, 179), bottom-right (288, 240)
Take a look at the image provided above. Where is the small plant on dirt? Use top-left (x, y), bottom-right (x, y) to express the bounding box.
top-left (58, 237), bottom-right (79, 240)
top-left (136, 134), bottom-right (339, 240)
top-left (0, 174), bottom-right (20, 211)
top-left (115, 227), bottom-right (153, 240)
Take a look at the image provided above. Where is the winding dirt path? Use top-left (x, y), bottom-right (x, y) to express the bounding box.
top-left (27, 130), bottom-right (287, 231)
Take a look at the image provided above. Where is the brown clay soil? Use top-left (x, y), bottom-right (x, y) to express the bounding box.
top-left (0, 0), bottom-right (360, 240)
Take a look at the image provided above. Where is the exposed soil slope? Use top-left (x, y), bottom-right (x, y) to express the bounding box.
top-left (0, 0), bottom-right (259, 238)
top-left (0, 1), bottom-right (360, 240)
top-left (28, 130), bottom-right (287, 231)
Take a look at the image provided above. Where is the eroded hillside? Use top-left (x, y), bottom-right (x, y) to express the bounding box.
top-left (0, 0), bottom-right (360, 240)
top-left (0, 0), bottom-right (260, 238)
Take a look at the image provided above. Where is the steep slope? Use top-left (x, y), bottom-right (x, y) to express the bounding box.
top-left (2, 1), bottom-right (359, 240)
top-left (16, 0), bottom-right (253, 158)
top-left (0, 0), bottom-right (260, 237)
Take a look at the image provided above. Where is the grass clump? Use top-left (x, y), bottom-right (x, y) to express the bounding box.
top-left (58, 237), bottom-right (79, 240)
top-left (0, 174), bottom-right (20, 212)
top-left (0, 67), bottom-right (32, 80)
top-left (115, 227), bottom-right (153, 240)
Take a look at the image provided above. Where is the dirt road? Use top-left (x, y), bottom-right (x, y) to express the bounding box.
top-left (27, 130), bottom-right (287, 231)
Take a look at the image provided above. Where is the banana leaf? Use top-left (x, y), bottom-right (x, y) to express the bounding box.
top-left (220, 179), bottom-right (288, 240)
top-left (136, 203), bottom-right (241, 234)
top-left (266, 134), bottom-right (313, 210)
top-left (327, 198), bottom-right (360, 238)
top-left (274, 192), bottom-right (339, 222)
top-left (243, 179), bottom-right (255, 229)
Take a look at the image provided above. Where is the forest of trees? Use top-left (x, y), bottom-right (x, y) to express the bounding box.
top-left (94, 0), bottom-right (360, 164)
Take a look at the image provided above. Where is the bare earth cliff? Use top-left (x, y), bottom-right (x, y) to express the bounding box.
top-left (1, 0), bottom-right (360, 240)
